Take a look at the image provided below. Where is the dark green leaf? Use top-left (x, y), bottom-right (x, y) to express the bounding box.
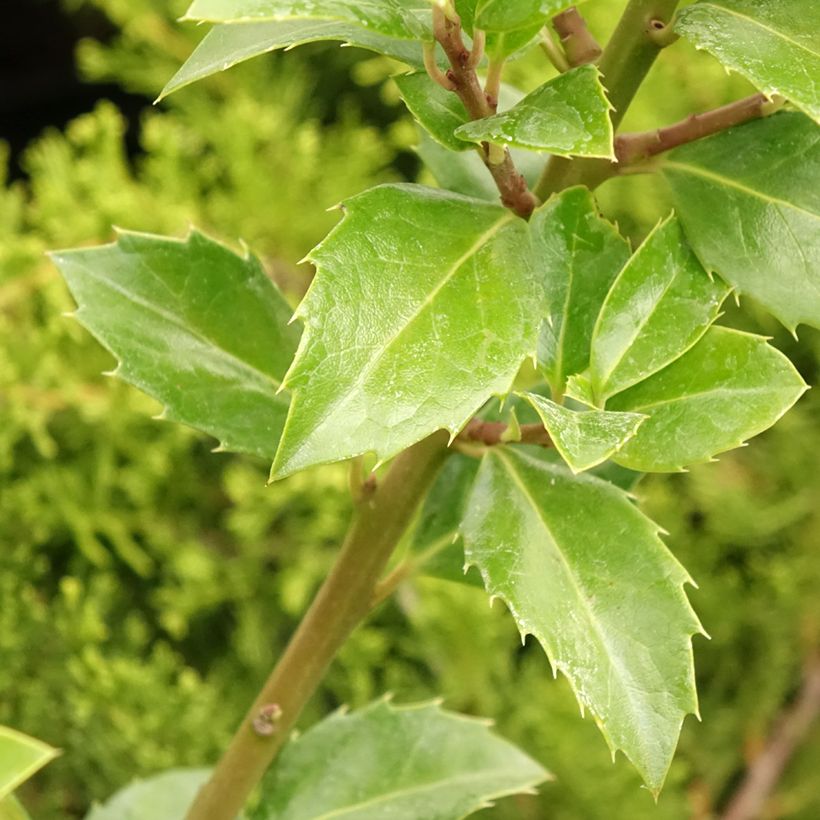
top-left (608, 327), bottom-right (807, 471)
top-left (520, 392), bottom-right (645, 473)
top-left (663, 112), bottom-right (820, 332)
top-left (85, 769), bottom-right (212, 820)
top-left (532, 187), bottom-right (630, 398)
top-left (273, 184), bottom-right (543, 478)
top-left (586, 215), bottom-right (729, 404)
top-left (461, 448), bottom-right (702, 793)
top-left (160, 21), bottom-right (427, 100)
top-left (455, 66), bottom-right (614, 157)
top-left (0, 727), bottom-right (58, 801)
top-left (51, 229), bottom-right (300, 460)
top-left (675, 0), bottom-right (820, 122)
top-left (253, 699), bottom-right (550, 819)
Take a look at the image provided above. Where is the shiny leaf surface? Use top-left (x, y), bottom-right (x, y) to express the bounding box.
top-left (85, 770), bottom-right (211, 820)
top-left (273, 184), bottom-right (543, 478)
top-left (608, 327), bottom-right (807, 471)
top-left (675, 0), bottom-right (820, 122)
top-left (532, 187), bottom-right (630, 398)
top-left (461, 448), bottom-right (702, 793)
top-left (520, 393), bottom-right (645, 473)
top-left (587, 216), bottom-right (729, 404)
top-left (468, 0), bottom-right (576, 33)
top-left (161, 20), bottom-right (426, 99)
top-left (456, 66), bottom-right (614, 158)
top-left (51, 230), bottom-right (300, 460)
top-left (0, 727), bottom-right (58, 801)
top-left (183, 0), bottom-right (429, 40)
top-left (252, 700), bottom-right (550, 819)
top-left (664, 113), bottom-right (820, 332)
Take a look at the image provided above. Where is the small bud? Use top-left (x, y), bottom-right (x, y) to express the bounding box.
top-left (252, 704), bottom-right (283, 737)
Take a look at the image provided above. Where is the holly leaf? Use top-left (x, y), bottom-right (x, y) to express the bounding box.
top-left (252, 699), bottom-right (550, 820)
top-left (85, 770), bottom-right (211, 820)
top-left (586, 215), bottom-right (729, 405)
top-left (0, 727), bottom-right (58, 801)
top-left (675, 0), bottom-right (820, 123)
top-left (663, 112), bottom-right (820, 333)
top-left (608, 327), bottom-right (807, 472)
top-left (410, 453), bottom-right (482, 586)
top-left (520, 393), bottom-right (645, 473)
top-left (272, 184), bottom-right (543, 478)
top-left (160, 21), bottom-right (427, 100)
top-left (468, 0), bottom-right (578, 33)
top-left (532, 187), bottom-right (630, 398)
top-left (461, 447), bottom-right (702, 793)
top-left (50, 229), bottom-right (300, 460)
top-left (455, 66), bottom-right (614, 158)
top-left (183, 0), bottom-right (430, 40)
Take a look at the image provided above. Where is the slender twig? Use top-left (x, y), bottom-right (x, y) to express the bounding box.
top-left (535, 0), bottom-right (682, 200)
top-left (432, 6), bottom-right (538, 218)
top-left (615, 93), bottom-right (774, 163)
top-left (458, 418), bottom-right (553, 448)
top-left (552, 7), bottom-right (602, 67)
top-left (185, 433), bottom-right (449, 820)
top-left (484, 56), bottom-right (505, 111)
top-left (721, 655), bottom-right (820, 820)
top-left (540, 29), bottom-right (571, 73)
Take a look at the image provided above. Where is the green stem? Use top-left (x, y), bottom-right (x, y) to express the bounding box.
top-left (534, 0), bottom-right (681, 199)
top-left (185, 433), bottom-right (449, 820)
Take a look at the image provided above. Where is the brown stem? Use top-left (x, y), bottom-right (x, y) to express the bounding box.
top-left (433, 8), bottom-right (538, 218)
top-left (458, 418), bottom-right (553, 448)
top-left (615, 93), bottom-right (771, 163)
top-left (552, 7), bottom-right (602, 67)
top-left (721, 655), bottom-right (820, 820)
top-left (185, 433), bottom-right (449, 820)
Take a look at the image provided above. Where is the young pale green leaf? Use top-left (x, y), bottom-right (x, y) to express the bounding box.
top-left (50, 229), bottom-right (300, 460)
top-left (608, 327), bottom-right (807, 472)
top-left (160, 21), bottom-right (426, 100)
top-left (273, 184), bottom-right (543, 478)
top-left (587, 216), bottom-right (729, 405)
top-left (0, 796), bottom-right (30, 820)
top-left (663, 113), bottom-right (820, 332)
top-left (531, 187), bottom-right (631, 398)
top-left (0, 727), bottom-right (58, 801)
top-left (520, 393), bottom-right (645, 473)
top-left (461, 448), bottom-right (702, 793)
top-left (675, 0), bottom-right (820, 122)
top-left (85, 769), bottom-right (211, 820)
top-left (455, 66), bottom-right (614, 158)
top-left (252, 699), bottom-right (550, 819)
top-left (410, 453), bottom-right (482, 585)
top-left (183, 0), bottom-right (429, 40)
top-left (469, 0), bottom-right (577, 33)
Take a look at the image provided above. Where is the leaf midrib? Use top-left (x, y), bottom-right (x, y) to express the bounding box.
top-left (615, 382), bottom-right (801, 414)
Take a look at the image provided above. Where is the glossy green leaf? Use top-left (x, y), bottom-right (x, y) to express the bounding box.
top-left (410, 453), bottom-right (482, 585)
top-left (675, 0), bottom-right (820, 122)
top-left (0, 727), bottom-right (58, 801)
top-left (456, 66), bottom-right (613, 157)
top-left (532, 187), bottom-right (630, 398)
top-left (160, 21), bottom-right (426, 100)
top-left (663, 112), bottom-right (820, 332)
top-left (183, 0), bottom-right (429, 40)
top-left (520, 393), bottom-right (645, 473)
top-left (273, 184), bottom-right (544, 478)
top-left (587, 215), bottom-right (729, 405)
top-left (253, 699), bottom-right (550, 819)
top-left (85, 769), bottom-right (211, 820)
top-left (461, 448), bottom-right (702, 793)
top-left (51, 229), bottom-right (300, 460)
top-left (608, 326), bottom-right (807, 472)
top-left (470, 0), bottom-right (575, 33)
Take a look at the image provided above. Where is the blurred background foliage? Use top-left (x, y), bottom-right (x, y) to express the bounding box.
top-left (2, 0), bottom-right (819, 817)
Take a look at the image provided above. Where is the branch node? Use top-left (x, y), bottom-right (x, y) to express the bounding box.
top-left (647, 17), bottom-right (679, 47)
top-left (252, 704), bottom-right (283, 737)
top-left (423, 41), bottom-right (457, 91)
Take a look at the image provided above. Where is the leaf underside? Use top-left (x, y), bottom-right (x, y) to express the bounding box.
top-left (51, 229), bottom-right (300, 460)
top-left (664, 112), bottom-right (820, 332)
top-left (252, 699), bottom-right (550, 819)
top-left (675, 0), bottom-right (820, 123)
top-left (461, 448), bottom-right (702, 793)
